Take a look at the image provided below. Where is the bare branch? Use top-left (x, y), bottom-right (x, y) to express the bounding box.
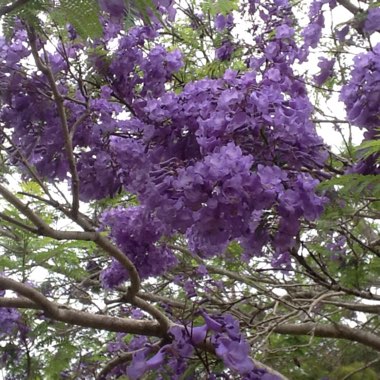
top-left (0, 276), bottom-right (58, 315)
top-left (0, 183), bottom-right (96, 241)
top-left (0, 289), bottom-right (163, 337)
top-left (0, 297), bottom-right (39, 309)
top-left (27, 26), bottom-right (80, 217)
top-left (274, 322), bottom-right (380, 351)
top-left (0, 212), bottom-right (38, 233)
top-left (0, 0), bottom-right (30, 17)
top-left (342, 357), bottom-right (380, 380)
top-left (336, 0), bottom-right (360, 14)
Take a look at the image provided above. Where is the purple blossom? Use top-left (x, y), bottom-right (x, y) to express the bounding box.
top-left (340, 43), bottom-right (380, 174)
top-left (335, 25), bottom-right (349, 42)
top-left (1, 5), bottom-right (328, 287)
top-left (364, 7), bottom-right (380, 35)
top-left (276, 24), bottom-right (294, 39)
top-left (100, 206), bottom-right (177, 285)
top-left (313, 57), bottom-right (335, 86)
top-left (0, 308), bottom-right (22, 337)
top-left (214, 13), bottom-right (234, 31)
top-left (214, 337), bottom-right (254, 374)
top-left (215, 40), bottom-right (234, 61)
top-left (302, 21), bottom-right (323, 49)
top-left (98, 0), bottom-right (125, 21)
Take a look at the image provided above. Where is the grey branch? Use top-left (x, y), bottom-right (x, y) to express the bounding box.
top-left (274, 322), bottom-right (380, 352)
top-left (0, 0), bottom-right (30, 17)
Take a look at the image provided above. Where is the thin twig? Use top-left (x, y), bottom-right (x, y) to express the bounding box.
top-left (27, 26), bottom-right (80, 217)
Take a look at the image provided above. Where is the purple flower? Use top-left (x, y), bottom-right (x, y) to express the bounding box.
top-left (364, 7), bottom-right (380, 35)
top-left (99, 206), bottom-right (177, 285)
top-left (66, 24), bottom-right (77, 40)
top-left (215, 40), bottom-right (234, 61)
top-left (190, 325), bottom-right (208, 344)
top-left (313, 57), bottom-right (335, 86)
top-left (302, 21), bottom-right (323, 49)
top-left (214, 337), bottom-right (254, 374)
top-left (335, 25), bottom-right (349, 42)
top-left (266, 68), bottom-right (282, 82)
top-left (184, 280), bottom-right (197, 298)
top-left (126, 347), bottom-right (166, 380)
top-left (214, 13), bottom-right (234, 31)
top-left (100, 260), bottom-right (128, 289)
top-left (0, 308), bottom-right (23, 337)
top-left (276, 24), bottom-right (294, 39)
top-left (98, 0), bottom-right (125, 20)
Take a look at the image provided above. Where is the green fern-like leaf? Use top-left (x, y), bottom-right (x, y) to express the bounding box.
top-left (1, 0), bottom-right (49, 38)
top-left (50, 0), bottom-right (102, 39)
top-left (318, 173), bottom-right (380, 197)
top-left (356, 139), bottom-right (380, 162)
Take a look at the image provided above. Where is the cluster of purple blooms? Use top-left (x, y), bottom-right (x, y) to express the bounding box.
top-left (99, 206), bottom-right (177, 287)
top-left (340, 43), bottom-right (380, 174)
top-left (0, 290), bottom-right (28, 370)
top-left (0, 0), bottom-right (330, 282)
top-left (1, 0), bottom-right (380, 377)
top-left (326, 234), bottom-right (347, 264)
top-left (118, 312), bottom-right (280, 380)
top-left (0, 306), bottom-right (23, 338)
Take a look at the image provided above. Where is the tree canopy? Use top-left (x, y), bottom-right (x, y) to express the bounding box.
top-left (0, 0), bottom-right (379, 379)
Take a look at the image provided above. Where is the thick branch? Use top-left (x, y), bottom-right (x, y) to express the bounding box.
top-left (0, 183), bottom-right (96, 240)
top-left (336, 0), bottom-right (360, 14)
top-left (56, 308), bottom-right (162, 336)
top-left (0, 297), bottom-right (39, 309)
top-left (274, 322), bottom-right (380, 351)
top-left (0, 0), bottom-right (30, 17)
top-left (0, 182), bottom-right (141, 299)
top-left (0, 292), bottom-right (163, 337)
top-left (0, 277), bottom-right (58, 315)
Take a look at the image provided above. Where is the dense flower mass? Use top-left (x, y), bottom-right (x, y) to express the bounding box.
top-left (340, 43), bottom-right (380, 174)
top-left (99, 206), bottom-right (177, 286)
top-left (341, 43), bottom-right (380, 135)
top-left (123, 312), bottom-right (282, 380)
top-left (1, 0), bottom-right (379, 378)
top-left (364, 7), bottom-right (380, 35)
top-left (0, 0), bottom-right (329, 281)
top-left (0, 307), bottom-right (23, 337)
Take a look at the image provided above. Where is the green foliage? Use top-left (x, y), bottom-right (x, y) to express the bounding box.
top-left (330, 362), bottom-right (378, 380)
top-left (50, 0), bottom-right (103, 39)
top-left (318, 173), bottom-right (380, 199)
top-left (356, 138), bottom-right (380, 162)
top-left (0, 0), bottom-right (162, 39)
top-left (44, 339), bottom-right (77, 379)
top-left (1, 0), bottom-right (48, 38)
top-left (200, 0), bottom-right (239, 15)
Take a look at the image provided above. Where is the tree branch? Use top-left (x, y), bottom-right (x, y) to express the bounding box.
top-left (0, 183), bottom-right (96, 241)
top-left (0, 0), bottom-right (30, 17)
top-left (0, 290), bottom-right (163, 337)
top-left (27, 26), bottom-right (80, 217)
top-left (0, 183), bottom-right (142, 301)
top-left (274, 322), bottom-right (380, 351)
top-left (336, 0), bottom-right (360, 14)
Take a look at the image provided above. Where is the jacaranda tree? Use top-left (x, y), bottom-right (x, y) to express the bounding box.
top-left (0, 0), bottom-right (379, 378)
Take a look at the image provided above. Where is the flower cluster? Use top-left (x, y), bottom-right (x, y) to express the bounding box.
top-left (0, 307), bottom-right (23, 338)
top-left (364, 7), bottom-right (380, 35)
top-left (99, 206), bottom-right (177, 287)
top-left (0, 0), bottom-right (329, 282)
top-left (340, 43), bottom-right (380, 174)
top-left (124, 312), bottom-right (281, 380)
